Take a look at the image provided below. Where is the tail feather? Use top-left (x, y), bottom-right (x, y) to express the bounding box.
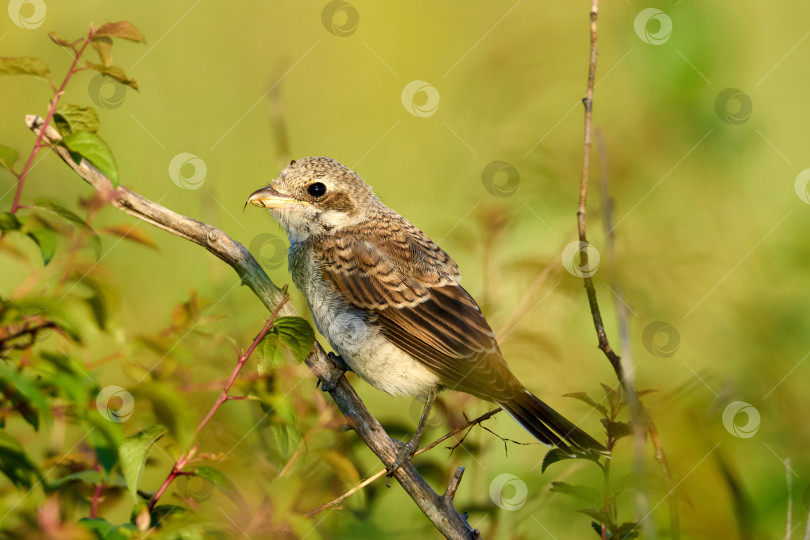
top-left (500, 390), bottom-right (605, 453)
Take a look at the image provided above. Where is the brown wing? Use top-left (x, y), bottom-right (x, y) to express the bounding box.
top-left (319, 220), bottom-right (518, 401)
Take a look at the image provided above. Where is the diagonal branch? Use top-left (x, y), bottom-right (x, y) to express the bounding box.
top-left (25, 115), bottom-right (479, 540)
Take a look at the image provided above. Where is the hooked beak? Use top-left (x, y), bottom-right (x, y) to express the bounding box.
top-left (246, 186), bottom-right (304, 210)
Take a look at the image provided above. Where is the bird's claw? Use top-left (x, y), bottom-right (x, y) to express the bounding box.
top-left (385, 438), bottom-right (418, 487)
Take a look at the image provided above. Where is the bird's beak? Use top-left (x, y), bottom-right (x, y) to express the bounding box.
top-left (246, 186), bottom-right (303, 209)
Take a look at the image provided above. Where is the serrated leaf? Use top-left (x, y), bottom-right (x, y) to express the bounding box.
top-left (0, 212), bottom-right (21, 231)
top-left (258, 317), bottom-right (315, 373)
top-left (0, 431), bottom-right (41, 489)
top-left (541, 447), bottom-right (576, 473)
top-left (48, 33), bottom-right (73, 47)
top-left (119, 425), bottom-right (167, 502)
top-left (0, 146), bottom-right (18, 171)
top-left (54, 103), bottom-right (100, 134)
top-left (88, 64), bottom-right (139, 90)
top-left (0, 57), bottom-right (50, 81)
top-left (549, 481), bottom-right (601, 507)
top-left (95, 22), bottom-right (146, 43)
top-left (564, 391), bottom-right (608, 417)
top-left (62, 131), bottom-right (119, 186)
top-left (26, 229), bottom-right (56, 265)
top-left (602, 419), bottom-right (634, 441)
top-left (92, 37), bottom-right (113, 67)
top-left (101, 224), bottom-right (159, 250)
top-left (0, 362), bottom-right (50, 431)
top-left (600, 383), bottom-right (621, 415)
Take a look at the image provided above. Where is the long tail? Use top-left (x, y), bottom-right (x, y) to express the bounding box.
top-left (499, 389), bottom-right (605, 453)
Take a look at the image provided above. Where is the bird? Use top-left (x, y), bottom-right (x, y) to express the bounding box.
top-left (247, 156), bottom-right (604, 472)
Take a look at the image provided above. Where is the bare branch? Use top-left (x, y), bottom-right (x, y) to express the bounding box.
top-left (26, 115), bottom-right (479, 540)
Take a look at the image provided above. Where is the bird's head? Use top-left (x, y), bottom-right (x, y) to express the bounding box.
top-left (247, 157), bottom-right (379, 243)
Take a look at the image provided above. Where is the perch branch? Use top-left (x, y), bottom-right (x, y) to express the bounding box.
top-left (26, 115), bottom-right (479, 540)
top-left (577, 5), bottom-right (678, 539)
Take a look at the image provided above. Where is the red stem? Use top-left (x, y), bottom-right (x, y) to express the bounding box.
top-left (10, 27), bottom-right (95, 214)
top-left (90, 463), bottom-right (103, 519)
top-left (146, 296), bottom-right (289, 512)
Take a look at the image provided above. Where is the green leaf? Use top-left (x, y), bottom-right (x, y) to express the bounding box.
top-left (600, 383), bottom-right (621, 415)
top-left (85, 416), bottom-right (124, 474)
top-left (0, 145), bottom-right (18, 170)
top-left (136, 385), bottom-right (192, 447)
top-left (0, 57), bottom-right (50, 82)
top-left (87, 64), bottom-right (139, 91)
top-left (579, 508), bottom-right (614, 527)
top-left (0, 362), bottom-right (51, 431)
top-left (91, 37), bottom-right (113, 67)
top-left (0, 431), bottom-right (41, 489)
top-left (49, 469), bottom-right (104, 488)
top-left (27, 228), bottom-right (57, 265)
top-left (95, 22), bottom-right (146, 43)
top-left (62, 132), bottom-right (119, 186)
top-left (119, 425), bottom-right (167, 502)
top-left (79, 517), bottom-right (139, 540)
top-left (34, 197), bottom-right (88, 228)
top-left (54, 103), bottom-right (100, 135)
top-left (541, 447), bottom-right (576, 473)
top-left (258, 317), bottom-right (315, 374)
top-left (603, 419), bottom-right (634, 441)
top-left (0, 212), bottom-right (21, 231)
top-left (195, 465), bottom-right (246, 507)
top-left (564, 391), bottom-right (608, 417)
top-left (548, 481), bottom-right (601, 507)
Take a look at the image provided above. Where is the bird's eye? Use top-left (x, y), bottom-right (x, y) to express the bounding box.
top-left (307, 182), bottom-right (327, 198)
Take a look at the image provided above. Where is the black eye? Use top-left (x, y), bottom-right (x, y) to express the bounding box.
top-left (307, 182), bottom-right (327, 198)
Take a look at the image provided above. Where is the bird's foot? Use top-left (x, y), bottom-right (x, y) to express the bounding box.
top-left (385, 437), bottom-right (419, 487)
top-left (317, 352), bottom-right (352, 392)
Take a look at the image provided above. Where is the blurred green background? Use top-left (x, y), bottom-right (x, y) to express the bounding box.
top-left (2, 1), bottom-right (809, 538)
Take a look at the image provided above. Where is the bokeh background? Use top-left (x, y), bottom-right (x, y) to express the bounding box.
top-left (2, 1), bottom-right (809, 538)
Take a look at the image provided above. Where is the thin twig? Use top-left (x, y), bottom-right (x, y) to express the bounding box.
top-left (26, 116), bottom-right (479, 540)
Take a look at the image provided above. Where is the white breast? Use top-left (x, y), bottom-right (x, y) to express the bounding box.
top-left (290, 245), bottom-right (440, 401)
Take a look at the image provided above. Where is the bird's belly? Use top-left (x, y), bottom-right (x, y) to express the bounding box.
top-left (291, 252), bottom-right (440, 400)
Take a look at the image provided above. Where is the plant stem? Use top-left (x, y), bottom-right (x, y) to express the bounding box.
top-left (10, 27), bottom-right (95, 214)
top-left (147, 296), bottom-right (289, 513)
